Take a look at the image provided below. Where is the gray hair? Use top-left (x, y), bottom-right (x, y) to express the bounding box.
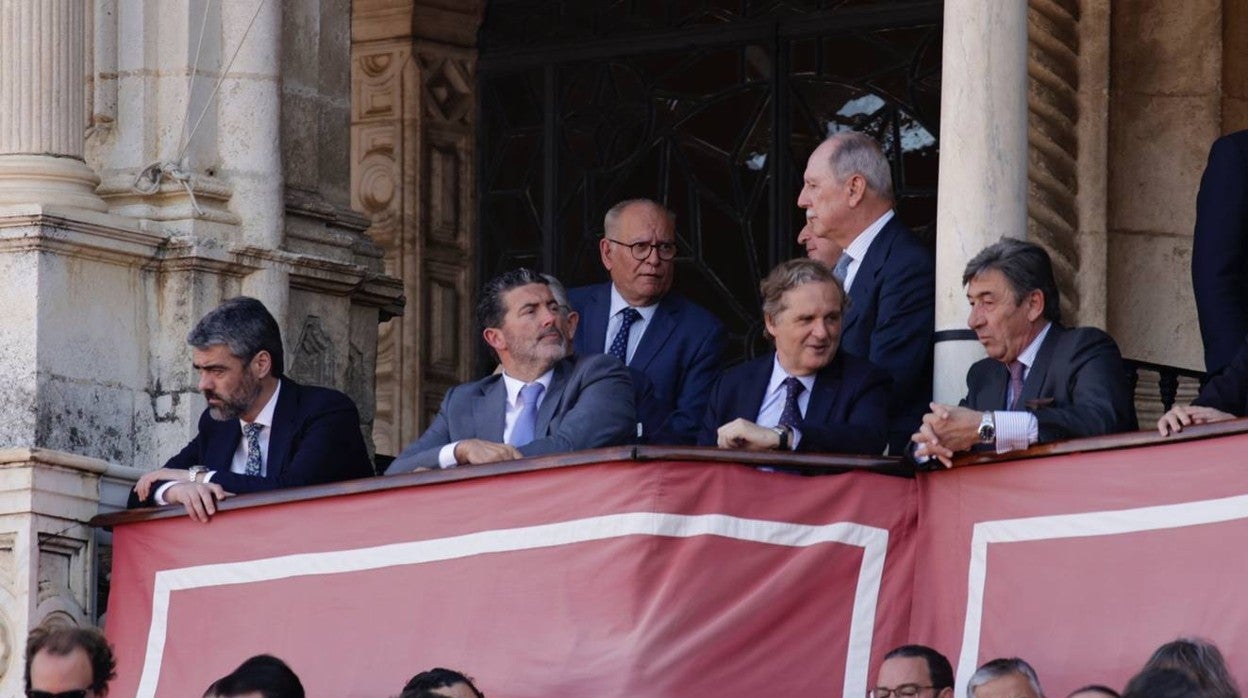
top-left (603, 198), bottom-right (676, 238)
top-left (1142, 637), bottom-right (1241, 698)
top-left (760, 258), bottom-right (847, 324)
top-left (541, 273), bottom-right (572, 316)
top-left (824, 132), bottom-right (894, 201)
top-left (187, 296), bottom-right (285, 376)
top-left (968, 657), bottom-right (1045, 698)
top-left (962, 237), bottom-right (1062, 324)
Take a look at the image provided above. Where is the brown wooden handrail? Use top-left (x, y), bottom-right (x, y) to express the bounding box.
top-left (90, 445), bottom-right (908, 528)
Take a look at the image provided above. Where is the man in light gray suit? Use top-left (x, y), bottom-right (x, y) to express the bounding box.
top-left (385, 268), bottom-right (636, 473)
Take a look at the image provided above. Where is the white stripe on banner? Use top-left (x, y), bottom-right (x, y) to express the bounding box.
top-left (135, 512), bottom-right (889, 698)
top-left (954, 493), bottom-right (1248, 696)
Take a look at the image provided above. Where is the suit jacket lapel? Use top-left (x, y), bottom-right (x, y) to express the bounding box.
top-left (264, 380), bottom-right (299, 478)
top-left (805, 355), bottom-right (845, 423)
top-left (535, 358), bottom-right (572, 434)
top-left (844, 219), bottom-right (897, 336)
top-left (738, 354), bottom-right (775, 421)
top-left (206, 420), bottom-right (242, 471)
top-left (977, 363), bottom-right (1010, 410)
top-left (630, 296), bottom-right (677, 371)
top-left (474, 377), bottom-right (507, 442)
top-left (1020, 323), bottom-right (1063, 406)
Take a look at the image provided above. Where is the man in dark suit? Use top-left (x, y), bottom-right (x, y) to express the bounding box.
top-left (132, 297), bottom-right (373, 521)
top-left (797, 132), bottom-right (934, 453)
top-left (568, 198), bottom-right (724, 445)
top-left (1157, 333), bottom-right (1248, 434)
top-left (386, 268), bottom-right (635, 473)
top-left (698, 258), bottom-right (890, 454)
top-left (1193, 129), bottom-right (1248, 377)
top-left (913, 239), bottom-right (1137, 467)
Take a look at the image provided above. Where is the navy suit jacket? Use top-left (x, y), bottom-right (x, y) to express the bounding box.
top-left (840, 216), bottom-right (935, 453)
top-left (1193, 129), bottom-right (1248, 375)
top-left (385, 353), bottom-right (636, 473)
top-left (135, 378), bottom-right (373, 505)
top-left (696, 351), bottom-right (891, 455)
top-left (961, 324), bottom-right (1138, 443)
top-left (1194, 333), bottom-right (1248, 416)
top-left (569, 283), bottom-right (724, 445)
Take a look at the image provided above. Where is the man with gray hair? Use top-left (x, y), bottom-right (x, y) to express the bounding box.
top-left (798, 132), bottom-right (935, 453)
top-left (913, 238), bottom-right (1136, 466)
top-left (968, 657), bottom-right (1046, 698)
top-left (387, 268), bottom-right (635, 472)
top-left (132, 296), bottom-right (373, 521)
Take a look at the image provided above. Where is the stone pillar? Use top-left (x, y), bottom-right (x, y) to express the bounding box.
top-left (932, 0), bottom-right (1030, 404)
top-left (0, 449), bottom-right (140, 697)
top-left (352, 0), bottom-right (484, 456)
top-left (0, 0), bottom-right (106, 211)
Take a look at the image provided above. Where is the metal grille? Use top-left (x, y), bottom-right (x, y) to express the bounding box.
top-left (479, 0), bottom-right (942, 365)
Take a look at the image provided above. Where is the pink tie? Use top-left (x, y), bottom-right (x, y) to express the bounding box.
top-left (1007, 360), bottom-right (1026, 410)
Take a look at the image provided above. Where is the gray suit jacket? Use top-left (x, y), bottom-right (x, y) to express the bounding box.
top-left (962, 324), bottom-right (1138, 443)
top-left (385, 353), bottom-right (636, 473)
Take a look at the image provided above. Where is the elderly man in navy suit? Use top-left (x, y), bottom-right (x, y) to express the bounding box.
top-left (568, 199), bottom-right (724, 445)
top-left (798, 131), bottom-right (934, 454)
top-left (132, 296), bottom-right (373, 521)
top-left (386, 268), bottom-right (635, 473)
top-left (698, 258), bottom-right (890, 454)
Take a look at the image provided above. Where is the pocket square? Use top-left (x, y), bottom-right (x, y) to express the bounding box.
top-left (1025, 397), bottom-right (1055, 410)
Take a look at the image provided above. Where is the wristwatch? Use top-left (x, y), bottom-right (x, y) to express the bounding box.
top-left (771, 426), bottom-right (791, 451)
top-left (977, 412), bottom-right (996, 443)
top-left (187, 465), bottom-right (210, 483)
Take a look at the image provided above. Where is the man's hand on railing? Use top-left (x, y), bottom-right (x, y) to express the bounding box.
top-left (1156, 404), bottom-right (1235, 436)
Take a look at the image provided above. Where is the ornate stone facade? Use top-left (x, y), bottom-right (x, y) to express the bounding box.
top-left (352, 1), bottom-right (484, 456)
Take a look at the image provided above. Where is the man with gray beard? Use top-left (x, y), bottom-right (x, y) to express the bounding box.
top-left (132, 296), bottom-right (372, 521)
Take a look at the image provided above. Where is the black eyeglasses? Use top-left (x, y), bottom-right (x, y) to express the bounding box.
top-left (868, 685), bottom-right (935, 698)
top-left (605, 237), bottom-right (678, 261)
top-left (27, 690), bottom-right (91, 698)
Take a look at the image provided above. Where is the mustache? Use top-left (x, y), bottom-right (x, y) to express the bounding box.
top-left (538, 328), bottom-right (562, 341)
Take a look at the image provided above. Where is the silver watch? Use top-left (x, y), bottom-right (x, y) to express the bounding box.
top-left (977, 412), bottom-right (996, 443)
top-left (187, 465), bottom-right (210, 483)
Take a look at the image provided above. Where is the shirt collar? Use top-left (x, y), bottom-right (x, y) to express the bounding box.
top-left (608, 284), bottom-right (660, 323)
top-left (766, 354), bottom-right (818, 396)
top-left (240, 378), bottom-right (282, 430)
top-left (843, 209), bottom-right (895, 263)
top-left (1016, 322), bottom-right (1052, 370)
top-left (502, 369), bottom-right (555, 408)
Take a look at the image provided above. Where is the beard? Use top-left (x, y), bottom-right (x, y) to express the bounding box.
top-left (205, 370), bottom-right (263, 421)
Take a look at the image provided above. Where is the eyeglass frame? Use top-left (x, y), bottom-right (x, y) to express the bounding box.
top-left (868, 684), bottom-right (936, 698)
top-left (604, 237), bottom-right (678, 261)
top-left (27, 690), bottom-right (92, 698)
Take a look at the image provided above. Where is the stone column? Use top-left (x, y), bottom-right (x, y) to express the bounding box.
top-left (932, 0), bottom-right (1030, 404)
top-left (0, 0), bottom-right (106, 211)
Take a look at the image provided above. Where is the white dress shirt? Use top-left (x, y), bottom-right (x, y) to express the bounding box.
top-left (754, 356), bottom-right (816, 450)
top-left (436, 369), bottom-right (554, 468)
top-left (840, 209), bottom-right (895, 292)
top-left (991, 322), bottom-right (1051, 453)
top-left (604, 284), bottom-right (660, 364)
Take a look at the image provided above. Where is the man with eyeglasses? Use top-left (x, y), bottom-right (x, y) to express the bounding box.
top-left (569, 198), bottom-right (725, 445)
top-left (25, 625), bottom-right (116, 698)
top-left (870, 644), bottom-right (955, 698)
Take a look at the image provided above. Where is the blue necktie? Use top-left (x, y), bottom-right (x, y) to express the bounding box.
top-left (778, 377), bottom-right (805, 430)
top-left (243, 422), bottom-right (264, 476)
top-left (509, 382), bottom-right (546, 447)
top-left (608, 308), bottom-right (642, 363)
top-left (832, 253), bottom-right (853, 284)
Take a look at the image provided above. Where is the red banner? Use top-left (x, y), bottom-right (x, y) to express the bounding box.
top-left (911, 431), bottom-right (1248, 697)
top-left (106, 460), bottom-right (918, 697)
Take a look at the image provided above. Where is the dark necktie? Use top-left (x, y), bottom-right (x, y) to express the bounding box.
top-left (608, 307), bottom-right (642, 363)
top-left (832, 253), bottom-right (853, 284)
top-left (778, 377), bottom-right (805, 430)
top-left (509, 382), bottom-right (545, 446)
top-left (1007, 360), bottom-right (1026, 410)
top-left (243, 422), bottom-right (264, 476)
